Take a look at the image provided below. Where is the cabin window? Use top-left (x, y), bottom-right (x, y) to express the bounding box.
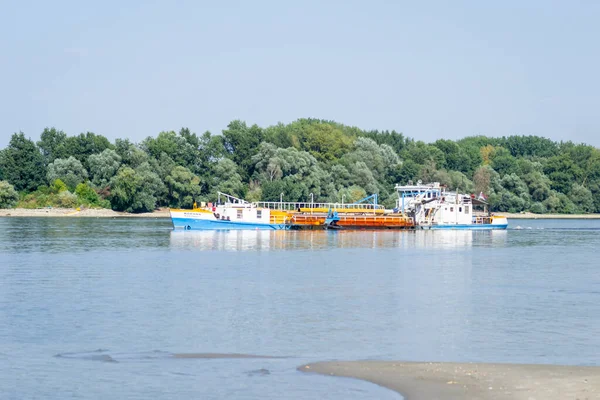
top-left (459, 207), bottom-right (462, 212)
top-left (257, 210), bottom-right (262, 219)
top-left (465, 206), bottom-right (469, 214)
top-left (450, 207), bottom-right (454, 212)
top-left (237, 209), bottom-right (243, 219)
top-left (427, 193), bottom-right (431, 198)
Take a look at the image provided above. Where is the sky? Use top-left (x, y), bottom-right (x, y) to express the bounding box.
top-left (1, 0), bottom-right (599, 148)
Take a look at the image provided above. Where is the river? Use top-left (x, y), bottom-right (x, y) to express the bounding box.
top-left (1, 218), bottom-right (599, 399)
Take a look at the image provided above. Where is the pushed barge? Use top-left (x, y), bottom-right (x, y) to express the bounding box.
top-left (170, 193), bottom-right (414, 231)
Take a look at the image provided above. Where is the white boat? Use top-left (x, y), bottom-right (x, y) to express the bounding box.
top-left (395, 181), bottom-right (508, 230)
top-left (169, 193), bottom-right (290, 231)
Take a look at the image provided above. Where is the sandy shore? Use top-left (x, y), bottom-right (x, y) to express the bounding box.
top-left (0, 207), bottom-right (170, 218)
top-left (299, 361), bottom-right (600, 400)
top-left (497, 212), bottom-right (600, 219)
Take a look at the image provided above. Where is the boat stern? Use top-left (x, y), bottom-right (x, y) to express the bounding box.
top-left (491, 215), bottom-right (508, 229)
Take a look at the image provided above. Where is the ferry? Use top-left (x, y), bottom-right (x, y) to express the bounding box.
top-left (169, 193), bottom-right (291, 230)
top-left (395, 181), bottom-right (508, 230)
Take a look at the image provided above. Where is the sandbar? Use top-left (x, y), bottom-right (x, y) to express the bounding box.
top-left (299, 361), bottom-right (600, 400)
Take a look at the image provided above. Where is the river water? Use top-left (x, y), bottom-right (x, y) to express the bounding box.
top-left (1, 218), bottom-right (599, 399)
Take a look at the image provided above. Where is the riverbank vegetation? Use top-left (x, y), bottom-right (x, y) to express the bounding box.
top-left (1, 119), bottom-right (599, 213)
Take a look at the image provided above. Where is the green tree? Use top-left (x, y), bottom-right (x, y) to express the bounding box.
top-left (141, 130), bottom-right (199, 170)
top-left (473, 165), bottom-right (493, 196)
top-left (543, 191), bottom-right (576, 214)
top-left (37, 127), bottom-right (67, 164)
top-left (261, 179), bottom-right (288, 202)
top-left (51, 179), bottom-right (68, 193)
top-left (0, 132), bottom-right (46, 191)
top-left (109, 164), bottom-right (166, 212)
top-left (433, 139), bottom-right (461, 170)
top-left (88, 149), bottom-right (122, 187)
top-left (521, 171), bottom-right (551, 202)
top-left (56, 191), bottom-right (78, 208)
top-left (349, 161), bottom-right (379, 195)
top-left (55, 132), bottom-right (113, 165)
top-left (299, 122), bottom-right (352, 163)
top-left (222, 120), bottom-right (264, 179)
top-left (529, 202), bottom-right (546, 214)
top-left (490, 148), bottom-right (518, 176)
top-left (47, 156), bottom-right (88, 191)
top-left (502, 135), bottom-right (559, 158)
top-left (501, 173), bottom-right (530, 198)
top-left (330, 164), bottom-right (352, 190)
top-left (196, 131), bottom-right (225, 175)
top-left (337, 185), bottom-right (368, 203)
top-left (402, 141), bottom-right (446, 168)
top-left (391, 160), bottom-right (420, 185)
top-left (260, 177), bottom-right (305, 202)
top-left (75, 183), bottom-right (101, 206)
top-left (569, 183), bottom-right (594, 213)
top-left (165, 166), bottom-right (202, 208)
top-left (114, 139), bottom-right (149, 168)
top-left (544, 154), bottom-right (584, 195)
top-left (358, 130), bottom-right (406, 155)
top-left (0, 180), bottom-right (19, 208)
top-left (341, 137), bottom-right (399, 182)
top-left (210, 159), bottom-right (246, 198)
top-left (252, 142), bottom-right (332, 200)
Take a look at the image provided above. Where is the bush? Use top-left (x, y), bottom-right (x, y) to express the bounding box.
top-left (75, 183), bottom-right (99, 206)
top-left (529, 202), bottom-right (546, 214)
top-left (51, 179), bottom-right (68, 194)
top-left (0, 180), bottom-right (19, 208)
top-left (56, 191), bottom-right (78, 208)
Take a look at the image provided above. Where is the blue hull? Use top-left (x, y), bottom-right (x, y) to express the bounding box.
top-left (425, 224), bottom-right (508, 230)
top-left (171, 217), bottom-right (288, 231)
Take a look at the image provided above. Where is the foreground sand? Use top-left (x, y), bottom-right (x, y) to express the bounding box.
top-left (299, 361), bottom-right (600, 400)
top-left (0, 207), bottom-right (170, 218)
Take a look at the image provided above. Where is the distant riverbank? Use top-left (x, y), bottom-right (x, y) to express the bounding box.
top-left (300, 361), bottom-right (600, 400)
top-left (497, 212), bottom-right (600, 219)
top-left (0, 208), bottom-right (170, 218)
top-left (1, 208), bottom-right (599, 219)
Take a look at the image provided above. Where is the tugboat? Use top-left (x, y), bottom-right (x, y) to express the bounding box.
top-left (395, 181), bottom-right (508, 230)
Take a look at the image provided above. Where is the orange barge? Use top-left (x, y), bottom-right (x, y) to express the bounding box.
top-left (289, 213), bottom-right (415, 230)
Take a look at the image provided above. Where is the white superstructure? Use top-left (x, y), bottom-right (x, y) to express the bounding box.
top-left (395, 181), bottom-right (508, 229)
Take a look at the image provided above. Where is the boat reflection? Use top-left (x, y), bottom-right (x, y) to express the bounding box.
top-left (169, 229), bottom-right (508, 251)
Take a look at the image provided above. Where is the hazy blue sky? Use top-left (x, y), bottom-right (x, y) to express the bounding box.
top-left (1, 0), bottom-right (599, 148)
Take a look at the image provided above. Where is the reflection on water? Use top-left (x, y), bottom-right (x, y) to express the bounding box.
top-left (0, 217), bottom-right (171, 253)
top-left (169, 229), bottom-right (508, 251)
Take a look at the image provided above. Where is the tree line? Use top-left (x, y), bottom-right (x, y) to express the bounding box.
top-left (0, 118), bottom-right (599, 214)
